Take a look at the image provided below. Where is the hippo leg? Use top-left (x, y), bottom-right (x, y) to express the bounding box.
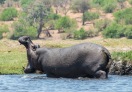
top-left (95, 70), bottom-right (107, 79)
top-left (24, 63), bottom-right (35, 73)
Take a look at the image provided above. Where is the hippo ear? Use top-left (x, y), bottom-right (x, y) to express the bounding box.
top-left (25, 36), bottom-right (31, 42)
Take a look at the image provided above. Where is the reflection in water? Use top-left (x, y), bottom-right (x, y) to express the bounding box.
top-left (0, 75), bottom-right (132, 92)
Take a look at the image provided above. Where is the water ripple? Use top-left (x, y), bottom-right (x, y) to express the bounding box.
top-left (0, 75), bottom-right (132, 92)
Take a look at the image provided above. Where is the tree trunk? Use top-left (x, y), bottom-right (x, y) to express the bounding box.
top-left (37, 19), bottom-right (43, 38)
top-left (82, 11), bottom-right (85, 25)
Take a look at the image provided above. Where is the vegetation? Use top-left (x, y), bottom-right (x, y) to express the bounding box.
top-left (128, 0), bottom-right (132, 5)
top-left (94, 19), bottom-right (111, 32)
top-left (55, 16), bottom-right (77, 34)
top-left (112, 51), bottom-right (132, 62)
top-left (83, 11), bottom-right (99, 24)
top-left (0, 51), bottom-right (26, 74)
top-left (114, 8), bottom-right (132, 25)
top-left (103, 22), bottom-right (125, 38)
top-left (0, 7), bottom-right (17, 21)
top-left (74, 28), bottom-right (87, 40)
top-left (92, 0), bottom-right (117, 13)
top-left (71, 0), bottom-right (90, 25)
top-left (0, 25), bottom-right (9, 39)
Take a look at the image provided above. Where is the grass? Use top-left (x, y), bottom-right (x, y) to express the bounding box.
top-left (0, 51), bottom-right (26, 74)
top-left (0, 38), bottom-right (132, 74)
top-left (112, 51), bottom-right (132, 62)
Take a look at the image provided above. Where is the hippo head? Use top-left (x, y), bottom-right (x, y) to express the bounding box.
top-left (18, 36), bottom-right (37, 50)
top-left (18, 36), bottom-right (41, 51)
top-left (18, 36), bottom-right (42, 74)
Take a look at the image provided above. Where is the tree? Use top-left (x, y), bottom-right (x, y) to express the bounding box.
top-left (55, 16), bottom-right (77, 33)
top-left (52, 0), bottom-right (71, 15)
top-left (83, 11), bottom-right (99, 25)
top-left (24, 0), bottom-right (52, 38)
top-left (71, 0), bottom-right (90, 25)
top-left (0, 0), bottom-right (5, 4)
top-left (117, 0), bottom-right (126, 9)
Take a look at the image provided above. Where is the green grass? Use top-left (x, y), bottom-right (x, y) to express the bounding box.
top-left (0, 51), bottom-right (26, 74)
top-left (112, 51), bottom-right (132, 62)
top-left (0, 38), bottom-right (132, 75)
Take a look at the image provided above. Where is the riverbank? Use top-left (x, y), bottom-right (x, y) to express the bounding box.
top-left (0, 38), bottom-right (132, 75)
top-left (110, 51), bottom-right (132, 75)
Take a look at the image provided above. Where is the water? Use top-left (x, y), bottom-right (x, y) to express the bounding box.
top-left (0, 75), bottom-right (132, 92)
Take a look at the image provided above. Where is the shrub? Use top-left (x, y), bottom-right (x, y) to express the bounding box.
top-left (124, 26), bottom-right (132, 39)
top-left (128, 0), bottom-right (132, 5)
top-left (20, 0), bottom-right (34, 8)
top-left (87, 29), bottom-right (99, 37)
top-left (0, 7), bottom-right (17, 21)
top-left (103, 3), bottom-right (117, 13)
top-left (11, 21), bottom-right (37, 40)
top-left (55, 16), bottom-right (77, 33)
top-left (94, 19), bottom-right (111, 32)
top-left (0, 25), bottom-right (9, 39)
top-left (114, 8), bottom-right (132, 25)
top-left (83, 11), bottom-right (99, 23)
top-left (112, 51), bottom-right (132, 61)
top-left (92, 0), bottom-right (117, 13)
top-left (74, 28), bottom-right (87, 40)
top-left (102, 22), bottom-right (125, 38)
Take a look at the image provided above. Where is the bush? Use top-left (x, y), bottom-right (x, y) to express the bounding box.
top-left (0, 25), bottom-right (9, 39)
top-left (87, 29), bottom-right (99, 37)
top-left (94, 19), bottom-right (111, 32)
top-left (114, 8), bottom-right (132, 25)
top-left (128, 0), bottom-right (132, 5)
top-left (124, 26), bottom-right (132, 39)
top-left (20, 0), bottom-right (34, 8)
top-left (103, 3), bottom-right (117, 13)
top-left (102, 22), bottom-right (125, 38)
top-left (83, 11), bottom-right (99, 23)
top-left (74, 28), bottom-right (87, 40)
top-left (55, 16), bottom-right (77, 33)
top-left (112, 51), bottom-right (132, 61)
top-left (0, 7), bottom-right (17, 21)
top-left (92, 0), bottom-right (117, 13)
top-left (11, 21), bottom-right (37, 40)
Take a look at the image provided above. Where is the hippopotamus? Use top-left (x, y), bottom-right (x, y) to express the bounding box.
top-left (18, 36), bottom-right (112, 79)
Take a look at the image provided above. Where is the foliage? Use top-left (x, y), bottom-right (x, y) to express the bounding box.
top-left (71, 0), bottom-right (90, 13)
top-left (74, 28), bottom-right (87, 40)
top-left (87, 29), bottom-right (99, 37)
top-left (20, 0), bottom-right (34, 8)
top-left (94, 19), bottom-right (111, 32)
top-left (55, 16), bottom-right (77, 33)
top-left (0, 25), bottom-right (9, 39)
top-left (112, 51), bottom-right (132, 62)
top-left (103, 2), bottom-right (117, 13)
top-left (102, 22), bottom-right (125, 38)
top-left (0, 0), bottom-right (5, 4)
top-left (124, 25), bottom-right (132, 39)
top-left (92, 0), bottom-right (117, 13)
top-left (0, 51), bottom-right (26, 74)
top-left (11, 19), bottom-right (37, 40)
top-left (114, 8), bottom-right (132, 25)
top-left (128, 0), bottom-right (132, 5)
top-left (0, 7), bottom-right (18, 21)
top-left (83, 11), bottom-right (99, 23)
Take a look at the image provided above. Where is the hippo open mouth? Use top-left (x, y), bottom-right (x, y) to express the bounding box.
top-left (18, 36), bottom-right (39, 51)
top-left (18, 36), bottom-right (41, 74)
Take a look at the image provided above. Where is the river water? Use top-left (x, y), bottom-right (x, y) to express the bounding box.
top-left (0, 74), bottom-right (132, 92)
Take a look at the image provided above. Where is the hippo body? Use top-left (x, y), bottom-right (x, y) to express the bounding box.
top-left (18, 36), bottom-right (112, 79)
